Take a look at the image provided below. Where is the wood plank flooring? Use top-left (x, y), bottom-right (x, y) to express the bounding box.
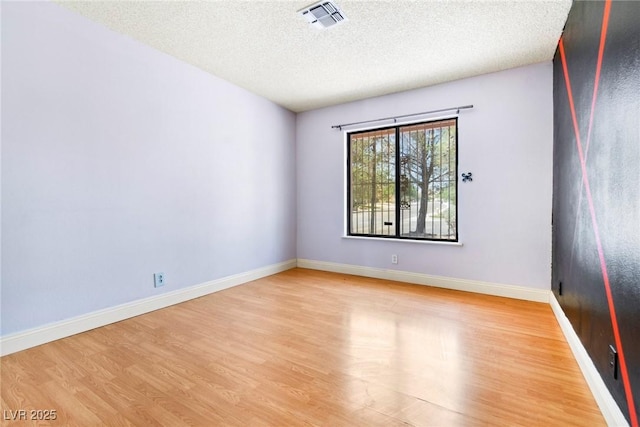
top-left (1, 268), bottom-right (605, 426)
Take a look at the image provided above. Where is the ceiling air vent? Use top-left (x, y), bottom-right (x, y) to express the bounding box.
top-left (299, 1), bottom-right (348, 29)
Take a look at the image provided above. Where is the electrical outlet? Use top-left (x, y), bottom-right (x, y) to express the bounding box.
top-left (609, 345), bottom-right (618, 379)
top-left (558, 281), bottom-right (563, 295)
top-left (154, 272), bottom-right (165, 288)
top-left (391, 254), bottom-right (398, 264)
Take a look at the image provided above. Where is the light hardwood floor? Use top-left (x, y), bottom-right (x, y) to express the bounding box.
top-left (1, 268), bottom-right (605, 426)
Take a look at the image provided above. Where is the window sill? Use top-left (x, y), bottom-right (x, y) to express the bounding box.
top-left (341, 236), bottom-right (463, 246)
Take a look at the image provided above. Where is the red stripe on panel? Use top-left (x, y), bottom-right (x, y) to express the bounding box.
top-left (586, 0), bottom-right (611, 151)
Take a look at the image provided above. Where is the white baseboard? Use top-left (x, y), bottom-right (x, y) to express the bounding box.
top-left (549, 294), bottom-right (629, 427)
top-left (297, 259), bottom-right (550, 303)
top-left (0, 259), bottom-right (297, 357)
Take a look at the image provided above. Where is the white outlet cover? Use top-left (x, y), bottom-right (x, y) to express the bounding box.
top-left (154, 272), bottom-right (165, 288)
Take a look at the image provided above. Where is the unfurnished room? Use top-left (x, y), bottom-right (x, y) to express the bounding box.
top-left (1, 0), bottom-right (639, 425)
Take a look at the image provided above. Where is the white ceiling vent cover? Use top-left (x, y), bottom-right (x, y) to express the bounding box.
top-left (299, 1), bottom-right (348, 29)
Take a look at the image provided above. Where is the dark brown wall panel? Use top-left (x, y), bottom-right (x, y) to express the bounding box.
top-left (552, 1), bottom-right (640, 424)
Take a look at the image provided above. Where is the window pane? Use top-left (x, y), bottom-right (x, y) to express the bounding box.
top-left (399, 120), bottom-right (456, 240)
top-left (349, 129), bottom-right (396, 236)
top-left (347, 118), bottom-right (457, 241)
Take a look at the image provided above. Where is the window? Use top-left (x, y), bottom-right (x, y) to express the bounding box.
top-left (347, 118), bottom-right (457, 241)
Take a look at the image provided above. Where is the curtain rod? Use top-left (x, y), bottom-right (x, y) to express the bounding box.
top-left (331, 104), bottom-right (474, 130)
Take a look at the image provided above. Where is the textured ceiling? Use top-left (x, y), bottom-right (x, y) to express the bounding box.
top-left (55, 0), bottom-right (572, 112)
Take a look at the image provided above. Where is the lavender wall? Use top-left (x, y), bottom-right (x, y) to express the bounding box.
top-left (296, 63), bottom-right (553, 289)
top-left (1, 2), bottom-right (296, 335)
